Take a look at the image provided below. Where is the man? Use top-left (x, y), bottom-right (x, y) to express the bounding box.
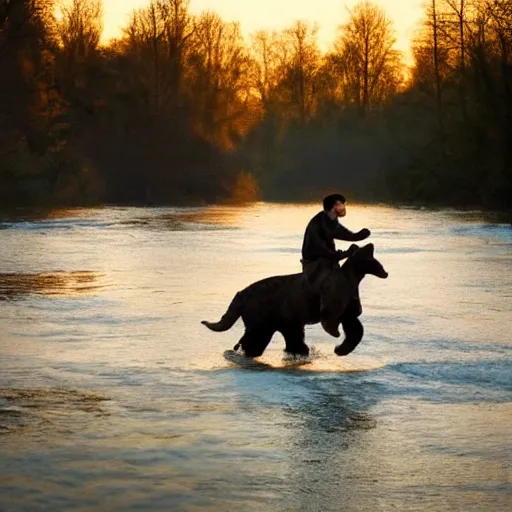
top-left (301, 193), bottom-right (371, 337)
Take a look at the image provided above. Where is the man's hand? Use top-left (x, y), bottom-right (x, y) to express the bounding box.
top-left (336, 243), bottom-right (360, 261)
top-left (346, 243), bottom-right (359, 256)
top-left (358, 228), bottom-right (371, 239)
top-left (335, 250), bottom-right (347, 261)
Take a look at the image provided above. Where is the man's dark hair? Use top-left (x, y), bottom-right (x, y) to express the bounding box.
top-left (323, 193), bottom-right (346, 211)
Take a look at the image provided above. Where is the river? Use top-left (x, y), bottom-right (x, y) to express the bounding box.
top-left (0, 203), bottom-right (511, 511)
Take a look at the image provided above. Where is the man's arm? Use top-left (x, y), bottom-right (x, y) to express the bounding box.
top-left (307, 225), bottom-right (358, 262)
top-left (333, 224), bottom-right (371, 242)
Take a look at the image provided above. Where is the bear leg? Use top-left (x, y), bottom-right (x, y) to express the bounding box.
top-left (281, 325), bottom-right (309, 356)
top-left (238, 327), bottom-right (275, 358)
top-left (334, 316), bottom-right (364, 356)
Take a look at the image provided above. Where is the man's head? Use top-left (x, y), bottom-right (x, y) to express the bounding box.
top-left (323, 193), bottom-right (346, 218)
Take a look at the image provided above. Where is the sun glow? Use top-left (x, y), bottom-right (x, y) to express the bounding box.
top-left (102, 0), bottom-right (425, 59)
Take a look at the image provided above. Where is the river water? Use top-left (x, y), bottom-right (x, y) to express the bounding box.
top-left (0, 203), bottom-right (511, 511)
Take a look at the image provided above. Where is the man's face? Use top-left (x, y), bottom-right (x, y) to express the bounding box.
top-left (333, 201), bottom-right (346, 218)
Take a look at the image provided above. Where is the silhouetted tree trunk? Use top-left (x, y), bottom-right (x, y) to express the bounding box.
top-left (249, 30), bottom-right (280, 110)
top-left (445, 0), bottom-right (469, 121)
top-left (332, 1), bottom-right (401, 117)
top-left (283, 21), bottom-right (319, 124)
top-left (432, 0), bottom-right (445, 130)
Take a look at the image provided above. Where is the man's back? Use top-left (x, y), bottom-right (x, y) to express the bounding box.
top-left (301, 211), bottom-right (336, 262)
top-left (301, 210), bottom-right (369, 262)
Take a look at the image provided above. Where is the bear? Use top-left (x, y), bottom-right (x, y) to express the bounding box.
top-left (201, 243), bottom-right (388, 358)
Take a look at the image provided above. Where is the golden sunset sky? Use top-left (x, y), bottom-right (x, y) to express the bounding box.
top-left (102, 0), bottom-right (425, 58)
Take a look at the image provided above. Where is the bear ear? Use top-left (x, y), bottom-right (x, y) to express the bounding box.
top-left (359, 243), bottom-right (374, 258)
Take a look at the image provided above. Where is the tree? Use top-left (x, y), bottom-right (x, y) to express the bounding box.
top-left (274, 20), bottom-right (320, 124)
top-left (248, 29), bottom-right (281, 112)
top-left (57, 0), bottom-right (102, 58)
top-left (0, 0), bottom-right (67, 205)
top-left (188, 11), bottom-right (251, 149)
top-left (332, 1), bottom-right (402, 116)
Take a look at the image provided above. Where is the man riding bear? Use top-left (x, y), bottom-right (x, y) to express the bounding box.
top-left (301, 193), bottom-right (371, 338)
top-left (202, 193), bottom-right (381, 357)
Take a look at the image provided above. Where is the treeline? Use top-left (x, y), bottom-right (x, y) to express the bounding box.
top-left (0, 0), bottom-right (511, 209)
top-left (386, 0), bottom-right (512, 208)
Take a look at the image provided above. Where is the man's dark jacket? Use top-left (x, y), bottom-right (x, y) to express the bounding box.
top-left (301, 211), bottom-right (369, 262)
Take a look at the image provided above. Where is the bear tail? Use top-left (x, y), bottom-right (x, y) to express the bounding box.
top-left (201, 292), bottom-right (243, 332)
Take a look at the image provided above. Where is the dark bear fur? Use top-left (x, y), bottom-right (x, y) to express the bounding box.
top-left (202, 243), bottom-right (388, 358)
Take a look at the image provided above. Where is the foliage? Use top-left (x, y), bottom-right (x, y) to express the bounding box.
top-left (1, 0), bottom-right (511, 210)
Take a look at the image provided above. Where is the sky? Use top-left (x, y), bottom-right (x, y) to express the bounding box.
top-left (102, 0), bottom-right (426, 58)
